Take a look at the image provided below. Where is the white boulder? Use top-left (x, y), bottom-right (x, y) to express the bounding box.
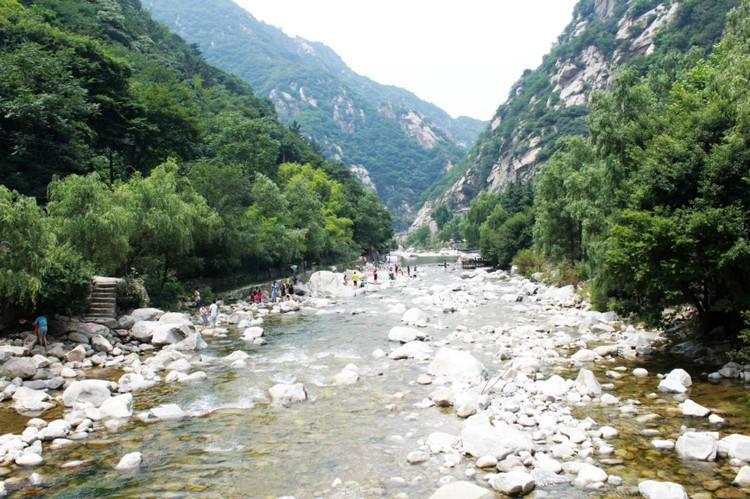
top-left (62, 380), bottom-right (111, 408)
top-left (115, 452), bottom-right (142, 471)
top-left (675, 431), bottom-right (718, 461)
top-left (489, 470), bottom-right (535, 496)
top-left (638, 480), bottom-right (688, 499)
top-left (268, 383), bottom-right (307, 406)
top-left (429, 481), bottom-right (493, 499)
top-left (428, 348), bottom-right (486, 385)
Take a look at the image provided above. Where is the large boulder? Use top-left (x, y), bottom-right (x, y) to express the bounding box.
top-left (679, 399), bottom-right (710, 417)
top-left (638, 481), bottom-right (688, 499)
top-left (268, 383), bottom-right (307, 406)
top-left (65, 345), bottom-right (87, 362)
top-left (658, 369), bottom-right (692, 393)
top-left (171, 332), bottom-right (207, 351)
top-left (1, 357), bottom-right (36, 380)
top-left (387, 326), bottom-right (423, 343)
top-left (461, 419), bottom-right (533, 458)
top-left (675, 431), bottom-right (718, 461)
top-left (308, 271), bottom-right (352, 298)
top-left (537, 375), bottom-right (569, 399)
top-left (131, 321), bottom-right (192, 345)
top-left (429, 481), bottom-right (494, 499)
top-left (62, 380), bottom-right (111, 408)
top-left (575, 368), bottom-right (602, 396)
top-left (158, 312), bottom-right (192, 326)
top-left (428, 348), bottom-right (486, 385)
top-left (148, 403), bottom-right (185, 421)
top-left (117, 373), bottom-right (153, 393)
top-left (130, 308), bottom-right (164, 322)
top-left (12, 387), bottom-right (53, 414)
top-left (242, 327), bottom-right (264, 340)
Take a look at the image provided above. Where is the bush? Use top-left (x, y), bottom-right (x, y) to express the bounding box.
top-left (512, 249), bottom-right (546, 278)
top-left (116, 276), bottom-right (148, 311)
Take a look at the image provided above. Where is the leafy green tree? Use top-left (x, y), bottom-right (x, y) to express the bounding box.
top-left (0, 186), bottom-right (51, 307)
top-left (47, 173), bottom-right (134, 275)
top-left (206, 113), bottom-right (281, 179)
top-left (463, 192), bottom-right (500, 248)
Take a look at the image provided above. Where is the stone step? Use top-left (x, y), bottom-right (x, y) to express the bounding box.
top-left (91, 291), bottom-right (116, 297)
top-left (90, 297), bottom-right (115, 303)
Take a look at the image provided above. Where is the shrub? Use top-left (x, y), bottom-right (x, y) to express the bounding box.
top-left (37, 244), bottom-right (92, 316)
top-left (512, 249), bottom-right (546, 278)
top-left (116, 276), bottom-right (148, 311)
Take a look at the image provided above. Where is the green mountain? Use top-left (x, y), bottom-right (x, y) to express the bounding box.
top-left (413, 0), bottom-right (739, 230)
top-left (0, 0), bottom-right (392, 311)
top-left (144, 0), bottom-right (486, 228)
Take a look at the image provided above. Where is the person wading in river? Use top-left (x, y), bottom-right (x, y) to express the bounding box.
top-left (209, 300), bottom-right (218, 327)
top-left (352, 271), bottom-right (359, 289)
top-left (34, 314), bottom-right (48, 347)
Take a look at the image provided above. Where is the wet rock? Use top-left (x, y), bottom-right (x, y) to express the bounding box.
top-left (115, 452), bottom-right (142, 471)
top-left (62, 380), bottom-right (111, 408)
top-left (571, 349), bottom-right (597, 363)
top-left (633, 368), bottom-right (649, 377)
top-left (99, 394), bottom-right (133, 419)
top-left (429, 387), bottom-right (454, 407)
top-left (12, 387), bottom-right (53, 414)
top-left (148, 403), bottom-right (185, 420)
top-left (428, 481), bottom-right (494, 499)
top-left (332, 365), bottom-right (359, 385)
top-left (658, 369), bottom-right (692, 393)
top-left (719, 434), bottom-right (750, 461)
top-left (388, 326), bottom-right (423, 343)
top-left (461, 419), bottom-right (532, 458)
top-left (638, 480), bottom-right (688, 499)
top-left (38, 419), bottom-right (71, 440)
top-left (428, 348), bottom-right (486, 385)
top-left (734, 465), bottom-right (750, 487)
top-left (117, 373), bottom-right (152, 393)
top-left (719, 362), bottom-right (741, 379)
top-left (679, 399), bottom-right (710, 417)
top-left (651, 439), bottom-right (675, 450)
top-left (171, 333), bottom-right (207, 351)
top-left (1, 357), bottom-right (36, 380)
top-left (401, 308), bottom-right (429, 327)
top-left (599, 426), bottom-right (618, 439)
top-left (130, 308), bottom-right (164, 322)
top-left (417, 374), bottom-right (433, 385)
top-left (489, 470), bottom-right (535, 496)
top-left (242, 327), bottom-right (264, 340)
top-left (573, 463), bottom-right (607, 488)
top-left (268, 383), bottom-right (307, 406)
top-left (390, 341), bottom-right (433, 360)
top-left (406, 451), bottom-right (428, 464)
top-left (709, 414), bottom-right (725, 425)
top-left (426, 432), bottom-right (458, 454)
top-left (15, 453), bottom-right (43, 466)
top-left (675, 431), bottom-right (718, 461)
top-left (575, 368), bottom-right (602, 396)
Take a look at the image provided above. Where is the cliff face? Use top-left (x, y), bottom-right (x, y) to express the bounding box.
top-left (414, 0), bottom-right (737, 230)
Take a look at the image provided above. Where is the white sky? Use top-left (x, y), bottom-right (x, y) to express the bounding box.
top-left (235, 0), bottom-right (578, 121)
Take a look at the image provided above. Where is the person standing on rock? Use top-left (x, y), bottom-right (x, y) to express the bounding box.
top-left (352, 271), bottom-right (359, 289)
top-left (373, 267), bottom-right (378, 282)
top-left (34, 314), bottom-right (48, 346)
top-left (271, 281), bottom-right (278, 303)
top-left (209, 300), bottom-right (218, 327)
top-left (193, 288), bottom-right (201, 309)
top-left (199, 305), bottom-right (209, 326)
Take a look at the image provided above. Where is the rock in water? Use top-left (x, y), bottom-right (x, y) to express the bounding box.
top-left (242, 327), bottom-right (264, 340)
top-left (268, 383), bottom-right (307, 406)
top-left (12, 387), bottom-right (53, 414)
top-left (679, 399), bottom-right (710, 417)
top-left (401, 308), bottom-right (429, 327)
top-left (428, 348), bottom-right (486, 385)
top-left (489, 470), bottom-right (536, 496)
top-left (734, 466), bottom-right (750, 486)
top-left (573, 463), bottom-right (607, 488)
top-left (99, 394), bottom-right (133, 419)
top-left (657, 369), bottom-right (692, 393)
top-left (1, 357), bottom-right (37, 380)
top-left (387, 326), bottom-right (422, 343)
top-left (675, 431), bottom-right (718, 461)
top-left (461, 420), bottom-right (532, 458)
top-left (638, 480), bottom-right (688, 499)
top-left (62, 380), bottom-right (111, 408)
top-left (719, 434), bottom-right (750, 461)
top-left (115, 452), bottom-right (142, 471)
top-left (429, 481), bottom-right (494, 499)
top-left (148, 403), bottom-right (185, 420)
top-left (575, 368), bottom-right (602, 396)
top-left (91, 335), bottom-right (113, 353)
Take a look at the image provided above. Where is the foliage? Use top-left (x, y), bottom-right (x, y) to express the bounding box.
top-left (512, 249), bottom-right (546, 278)
top-left (116, 276), bottom-right (147, 311)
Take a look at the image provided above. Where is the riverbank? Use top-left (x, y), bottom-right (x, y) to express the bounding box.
top-left (0, 259), bottom-right (748, 497)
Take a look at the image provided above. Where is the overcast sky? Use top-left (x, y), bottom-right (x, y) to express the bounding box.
top-left (235, 0), bottom-right (578, 121)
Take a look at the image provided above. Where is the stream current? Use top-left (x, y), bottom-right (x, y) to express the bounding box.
top-left (4, 257), bottom-right (750, 498)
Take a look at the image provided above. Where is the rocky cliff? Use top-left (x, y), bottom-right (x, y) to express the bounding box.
top-left (414, 0), bottom-right (737, 230)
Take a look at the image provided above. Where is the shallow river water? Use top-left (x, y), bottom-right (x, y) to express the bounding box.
top-left (4, 258), bottom-right (750, 498)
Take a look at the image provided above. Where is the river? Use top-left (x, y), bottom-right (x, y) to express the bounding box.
top-left (5, 257), bottom-right (750, 498)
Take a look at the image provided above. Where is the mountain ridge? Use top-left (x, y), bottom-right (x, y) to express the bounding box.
top-left (145, 0), bottom-right (486, 228)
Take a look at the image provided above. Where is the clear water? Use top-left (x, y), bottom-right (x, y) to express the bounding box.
top-left (4, 258), bottom-right (750, 498)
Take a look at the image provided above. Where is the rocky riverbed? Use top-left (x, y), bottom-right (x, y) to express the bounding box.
top-left (0, 258), bottom-right (749, 498)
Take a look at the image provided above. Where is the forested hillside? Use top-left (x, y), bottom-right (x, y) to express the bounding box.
top-left (145, 0), bottom-right (486, 228)
top-left (0, 0), bottom-right (392, 317)
top-left (414, 0), bottom-right (739, 231)
top-left (425, 0), bottom-right (750, 346)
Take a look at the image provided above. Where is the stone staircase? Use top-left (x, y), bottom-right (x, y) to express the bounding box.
top-left (84, 277), bottom-right (120, 324)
